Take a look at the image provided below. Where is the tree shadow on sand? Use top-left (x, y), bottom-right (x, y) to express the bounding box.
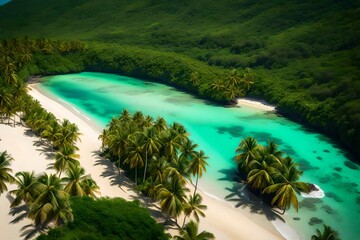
top-left (224, 182), bottom-right (284, 222)
top-left (92, 150), bottom-right (178, 231)
top-left (92, 150), bottom-right (134, 192)
top-left (6, 193), bottom-right (43, 240)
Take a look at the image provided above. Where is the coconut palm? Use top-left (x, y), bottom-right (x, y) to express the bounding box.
top-left (124, 139), bottom-right (145, 185)
top-left (10, 171), bottom-right (38, 207)
top-left (263, 167), bottom-right (310, 214)
top-left (140, 127), bottom-right (161, 182)
top-left (246, 156), bottom-right (275, 192)
top-left (108, 127), bottom-right (129, 171)
top-left (154, 117), bottom-right (167, 133)
top-left (188, 150), bottom-right (208, 196)
top-left (0, 87), bottom-right (12, 122)
top-left (41, 120), bottom-right (60, 148)
top-left (98, 128), bottom-right (109, 151)
top-left (171, 122), bottom-right (189, 144)
top-left (264, 141), bottom-right (284, 165)
top-left (182, 193), bottom-right (206, 227)
top-left (81, 178), bottom-right (100, 198)
top-left (311, 224), bottom-right (339, 240)
top-left (189, 72), bottom-right (200, 87)
top-left (241, 67), bottom-right (255, 91)
top-left (174, 220), bottom-right (215, 240)
top-left (62, 163), bottom-right (88, 197)
top-left (118, 109), bottom-right (132, 124)
top-left (54, 119), bottom-right (81, 148)
top-left (54, 145), bottom-right (80, 177)
top-left (132, 111), bottom-right (144, 126)
top-left (227, 69), bottom-right (242, 87)
top-left (235, 136), bottom-right (259, 173)
top-left (29, 173), bottom-right (71, 228)
top-left (160, 129), bottom-right (182, 162)
top-left (158, 177), bottom-right (189, 221)
top-left (0, 151), bottom-right (15, 194)
top-left (210, 79), bottom-right (225, 92)
top-left (148, 156), bottom-right (169, 184)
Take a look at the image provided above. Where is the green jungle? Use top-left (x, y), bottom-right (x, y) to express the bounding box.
top-left (1, 0), bottom-right (359, 159)
top-left (0, 0), bottom-right (359, 239)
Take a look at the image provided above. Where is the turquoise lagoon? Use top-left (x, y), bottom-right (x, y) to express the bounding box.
top-left (39, 72), bottom-right (360, 239)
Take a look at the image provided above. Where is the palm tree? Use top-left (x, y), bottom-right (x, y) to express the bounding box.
top-left (227, 69), bottom-right (242, 87)
top-left (154, 117), bottom-right (167, 133)
top-left (210, 79), bottom-right (225, 92)
top-left (41, 120), bottom-right (60, 148)
top-left (246, 155), bottom-right (275, 192)
top-left (108, 127), bottom-right (130, 173)
top-left (174, 220), bottom-right (215, 240)
top-left (0, 87), bottom-right (12, 122)
top-left (158, 177), bottom-right (189, 222)
top-left (182, 193), bottom-right (206, 227)
top-left (124, 139), bottom-right (145, 185)
top-left (263, 167), bottom-right (310, 214)
top-left (241, 67), bottom-right (254, 91)
top-left (98, 128), bottom-right (109, 151)
top-left (189, 72), bottom-right (200, 87)
top-left (62, 163), bottom-right (88, 197)
top-left (10, 171), bottom-right (38, 207)
top-left (311, 224), bottom-right (339, 240)
top-left (118, 108), bottom-right (132, 124)
top-left (140, 127), bottom-right (161, 182)
top-left (54, 119), bottom-right (81, 148)
top-left (235, 136), bottom-right (259, 174)
top-left (160, 129), bottom-right (182, 162)
top-left (29, 173), bottom-right (72, 228)
top-left (264, 141), bottom-right (284, 165)
top-left (54, 145), bottom-right (80, 177)
top-left (188, 150), bottom-right (208, 196)
top-left (148, 156), bottom-right (169, 184)
top-left (82, 178), bottom-right (100, 198)
top-left (0, 150), bottom-right (15, 194)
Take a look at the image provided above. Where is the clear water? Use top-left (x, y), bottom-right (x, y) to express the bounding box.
top-left (39, 72), bottom-right (360, 240)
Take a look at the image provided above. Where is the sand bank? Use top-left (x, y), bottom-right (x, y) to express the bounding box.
top-left (0, 85), bottom-right (286, 239)
top-left (236, 98), bottom-right (276, 112)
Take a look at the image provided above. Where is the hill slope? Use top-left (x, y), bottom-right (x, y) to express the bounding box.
top-left (0, 0), bottom-right (359, 159)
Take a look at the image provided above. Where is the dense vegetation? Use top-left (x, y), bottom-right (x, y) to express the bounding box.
top-left (99, 109), bottom-right (210, 229)
top-left (0, 0), bottom-right (359, 159)
top-left (0, 38), bottom-right (100, 236)
top-left (37, 197), bottom-right (169, 240)
top-left (234, 136), bottom-right (310, 214)
top-left (0, 38), bottom-right (213, 238)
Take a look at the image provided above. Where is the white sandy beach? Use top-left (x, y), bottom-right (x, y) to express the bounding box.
top-left (0, 85), bottom-right (286, 239)
top-left (236, 98), bottom-right (276, 112)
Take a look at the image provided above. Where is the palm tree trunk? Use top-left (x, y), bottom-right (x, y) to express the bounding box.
top-left (135, 168), bottom-right (138, 185)
top-left (193, 174), bottom-right (199, 197)
top-left (182, 214), bottom-right (188, 228)
top-left (143, 149), bottom-right (148, 183)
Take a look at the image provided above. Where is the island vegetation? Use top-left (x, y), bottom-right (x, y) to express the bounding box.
top-left (234, 136), bottom-right (310, 214)
top-left (36, 197), bottom-right (169, 240)
top-left (99, 109), bottom-right (210, 229)
top-left (0, 0), bottom-right (359, 159)
top-left (0, 0), bottom-right (356, 238)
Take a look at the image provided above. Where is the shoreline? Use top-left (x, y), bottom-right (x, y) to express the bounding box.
top-left (29, 84), bottom-right (289, 239)
top-left (236, 97), bottom-right (276, 112)
top-left (0, 83), bottom-right (287, 239)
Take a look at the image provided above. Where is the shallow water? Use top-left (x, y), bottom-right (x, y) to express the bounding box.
top-left (39, 72), bottom-right (360, 239)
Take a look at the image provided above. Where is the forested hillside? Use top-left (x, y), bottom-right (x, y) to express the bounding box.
top-left (0, 0), bottom-right (359, 159)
